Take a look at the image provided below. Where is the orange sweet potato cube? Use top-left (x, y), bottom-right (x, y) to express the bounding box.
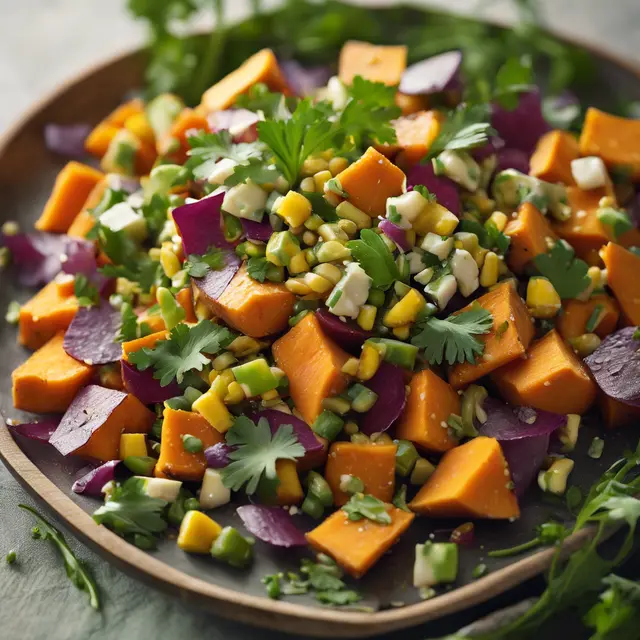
top-left (529, 130), bottom-right (580, 185)
top-left (339, 41), bottom-right (407, 86)
top-left (600, 242), bottom-right (640, 325)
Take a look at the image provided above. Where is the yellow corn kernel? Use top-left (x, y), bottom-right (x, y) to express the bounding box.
top-left (148, 247), bottom-right (162, 260)
top-left (357, 342), bottom-right (381, 381)
top-left (303, 272), bottom-right (333, 294)
top-left (301, 156), bottom-right (329, 177)
top-left (526, 277), bottom-right (562, 319)
top-left (262, 389), bottom-right (280, 402)
top-left (210, 375), bottom-right (229, 399)
top-left (320, 149), bottom-right (335, 161)
top-left (318, 223), bottom-right (349, 243)
top-left (569, 333), bottom-right (602, 357)
top-left (472, 246), bottom-right (489, 269)
top-left (337, 219), bottom-right (358, 238)
top-left (212, 352), bottom-right (237, 371)
top-left (453, 232), bottom-right (480, 255)
top-left (329, 156), bottom-right (349, 176)
top-left (208, 370), bottom-right (219, 385)
top-left (406, 229), bottom-right (416, 247)
top-left (288, 251), bottom-right (310, 275)
top-left (335, 201), bottom-right (372, 229)
top-left (285, 277), bottom-right (312, 295)
top-left (357, 305), bottom-right (377, 331)
top-left (392, 325), bottom-right (411, 340)
top-left (124, 112), bottom-right (155, 146)
top-left (538, 458), bottom-right (574, 495)
top-left (454, 240), bottom-right (463, 250)
top-left (275, 459), bottom-right (304, 505)
top-left (160, 246), bottom-right (181, 278)
top-left (480, 251), bottom-right (500, 288)
top-left (224, 381), bottom-right (246, 405)
top-left (300, 177), bottom-right (316, 193)
top-left (316, 240), bottom-right (351, 263)
top-left (323, 190), bottom-right (342, 207)
top-left (313, 170), bottom-right (333, 193)
top-left (313, 263), bottom-right (342, 285)
top-left (177, 510), bottom-right (223, 554)
top-left (192, 389), bottom-right (233, 433)
top-left (487, 211), bottom-right (508, 233)
top-left (598, 196), bottom-right (616, 208)
top-left (276, 191), bottom-right (312, 227)
top-left (194, 299), bottom-right (213, 321)
top-left (383, 288), bottom-right (426, 327)
top-left (227, 335), bottom-right (263, 357)
top-left (414, 203), bottom-right (459, 236)
top-left (302, 230), bottom-right (318, 246)
top-left (119, 433), bottom-right (147, 459)
top-left (342, 357), bottom-right (360, 376)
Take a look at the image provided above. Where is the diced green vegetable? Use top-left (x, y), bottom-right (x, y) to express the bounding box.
top-left (312, 411), bottom-right (344, 441)
top-left (123, 456), bottom-right (156, 476)
top-left (307, 471), bottom-right (334, 507)
top-left (413, 541), bottom-right (459, 588)
top-left (347, 383), bottom-right (378, 413)
top-left (366, 338), bottom-right (418, 370)
top-left (211, 526), bottom-right (254, 569)
top-left (395, 440), bottom-right (419, 477)
top-left (231, 358), bottom-right (279, 396)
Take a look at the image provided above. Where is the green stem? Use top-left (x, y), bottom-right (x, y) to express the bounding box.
top-left (193, 0), bottom-right (226, 104)
top-left (487, 537), bottom-right (542, 558)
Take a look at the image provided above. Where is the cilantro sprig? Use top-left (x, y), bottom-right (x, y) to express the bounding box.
top-left (246, 256), bottom-right (271, 283)
top-left (129, 319), bottom-right (235, 386)
top-left (74, 274), bottom-right (100, 308)
top-left (221, 416), bottom-right (305, 495)
top-left (346, 229), bottom-right (400, 290)
top-left (184, 247), bottom-right (226, 278)
top-left (411, 303), bottom-right (494, 365)
top-left (342, 493), bottom-right (392, 525)
top-left (534, 240), bottom-right (590, 299)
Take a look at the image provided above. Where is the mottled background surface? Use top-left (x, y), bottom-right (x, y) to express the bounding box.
top-left (0, 1), bottom-right (638, 638)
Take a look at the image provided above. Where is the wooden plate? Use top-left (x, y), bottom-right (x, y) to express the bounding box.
top-left (1, 24), bottom-right (639, 639)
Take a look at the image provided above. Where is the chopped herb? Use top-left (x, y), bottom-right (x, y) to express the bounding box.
top-left (565, 485), bottom-right (583, 513)
top-left (392, 485), bottom-right (411, 512)
top-left (534, 240), bottom-right (590, 300)
top-left (116, 302), bottom-right (139, 343)
top-left (586, 304), bottom-right (605, 333)
top-left (597, 207), bottom-right (633, 239)
top-left (221, 416), bottom-right (305, 495)
top-left (302, 191), bottom-right (339, 222)
top-left (459, 218), bottom-right (510, 254)
top-left (387, 205), bottom-right (403, 225)
top-left (20, 504), bottom-right (100, 609)
top-left (412, 185), bottom-right (437, 202)
top-left (342, 493), bottom-right (392, 525)
top-left (246, 256), bottom-right (271, 283)
top-left (316, 590), bottom-right (362, 606)
top-left (583, 574), bottom-right (640, 639)
top-left (235, 83), bottom-right (294, 118)
top-left (488, 521), bottom-right (568, 558)
top-left (140, 194), bottom-right (170, 243)
top-left (224, 157), bottom-right (281, 187)
top-left (495, 320), bottom-right (509, 339)
top-left (74, 274), bottom-right (100, 308)
top-left (324, 177), bottom-right (348, 198)
top-left (129, 319), bottom-right (235, 386)
top-left (493, 55), bottom-right (534, 110)
top-left (472, 563), bottom-right (489, 579)
top-left (5, 300), bottom-right (20, 325)
top-left (411, 303), bottom-right (493, 365)
top-left (588, 437), bottom-right (605, 460)
top-left (182, 434), bottom-right (203, 453)
top-left (5, 550), bottom-right (16, 565)
top-left (346, 228), bottom-right (401, 290)
top-left (262, 573), bottom-right (282, 599)
top-left (184, 247), bottom-right (226, 278)
top-left (633, 327), bottom-right (640, 340)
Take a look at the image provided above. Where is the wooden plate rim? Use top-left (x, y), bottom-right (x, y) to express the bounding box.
top-left (0, 17), bottom-right (637, 637)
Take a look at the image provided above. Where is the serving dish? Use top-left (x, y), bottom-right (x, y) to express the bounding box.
top-left (1, 6), bottom-right (639, 637)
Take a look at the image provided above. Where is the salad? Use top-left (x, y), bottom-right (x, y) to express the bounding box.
top-left (2, 39), bottom-right (640, 607)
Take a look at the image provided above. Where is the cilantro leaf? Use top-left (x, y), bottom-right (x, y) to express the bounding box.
top-left (346, 228), bottom-right (400, 290)
top-left (246, 256), bottom-right (270, 283)
top-left (235, 83), bottom-right (297, 119)
top-left (74, 274), bottom-right (99, 308)
top-left (129, 319), bottom-right (235, 385)
top-left (140, 194), bottom-right (169, 243)
top-left (93, 477), bottom-right (168, 547)
top-left (412, 185), bottom-right (437, 202)
top-left (584, 575), bottom-right (640, 640)
top-left (20, 504), bottom-right (100, 610)
top-left (224, 157), bottom-right (280, 187)
top-left (302, 191), bottom-right (339, 222)
top-left (459, 219), bottom-right (511, 255)
top-left (494, 55), bottom-right (534, 110)
top-left (426, 104), bottom-right (495, 160)
top-left (534, 240), bottom-right (590, 299)
top-left (221, 416), bottom-right (305, 495)
top-left (186, 130), bottom-right (262, 181)
top-left (184, 247), bottom-right (226, 277)
top-left (597, 207), bottom-right (634, 240)
top-left (342, 493), bottom-right (392, 525)
top-left (315, 590), bottom-right (362, 606)
top-left (116, 302), bottom-right (139, 343)
top-left (392, 485), bottom-right (411, 512)
top-left (411, 303), bottom-right (493, 365)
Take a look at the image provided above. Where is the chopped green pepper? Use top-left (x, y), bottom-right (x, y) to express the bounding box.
top-left (395, 440), bottom-right (419, 477)
top-left (232, 358), bottom-right (279, 397)
top-left (211, 526), bottom-right (254, 569)
top-left (312, 411), bottom-right (344, 441)
top-left (347, 384), bottom-right (378, 413)
top-left (123, 456), bottom-right (157, 476)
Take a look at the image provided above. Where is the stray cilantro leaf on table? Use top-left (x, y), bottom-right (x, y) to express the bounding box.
top-left (74, 274), bottom-right (99, 308)
top-left (412, 303), bottom-right (493, 365)
top-left (346, 228), bottom-right (400, 290)
top-left (534, 240), bottom-right (590, 299)
top-left (342, 493), bottom-right (392, 525)
top-left (129, 319), bottom-right (235, 386)
top-left (221, 416), bottom-right (305, 495)
top-left (184, 247), bottom-right (226, 277)
top-left (246, 256), bottom-right (271, 283)
top-left (20, 504), bottom-right (100, 610)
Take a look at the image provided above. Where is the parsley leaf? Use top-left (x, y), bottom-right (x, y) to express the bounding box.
top-left (235, 82), bottom-right (296, 119)
top-left (221, 416), bottom-right (305, 495)
top-left (534, 240), bottom-right (591, 299)
top-left (316, 590), bottom-right (362, 606)
top-left (184, 247), bottom-right (226, 277)
top-left (116, 302), bottom-right (139, 343)
top-left (494, 55), bottom-right (534, 110)
top-left (74, 274), bottom-right (99, 308)
top-left (224, 157), bottom-right (280, 187)
top-left (426, 104), bottom-right (495, 160)
top-left (20, 504), bottom-right (100, 610)
top-left (584, 575), bottom-right (640, 640)
top-left (246, 256), bottom-right (270, 283)
top-left (412, 185), bottom-right (437, 202)
top-left (459, 219), bottom-right (511, 255)
top-left (186, 130), bottom-right (262, 181)
top-left (346, 228), bottom-right (400, 290)
top-left (302, 191), bottom-right (339, 222)
top-left (342, 493), bottom-right (392, 525)
top-left (92, 477), bottom-right (168, 547)
top-left (411, 303), bottom-right (493, 365)
top-left (597, 207), bottom-right (634, 239)
top-left (129, 319), bottom-right (235, 385)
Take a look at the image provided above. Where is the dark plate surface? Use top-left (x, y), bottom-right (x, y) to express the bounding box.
top-left (1, 14), bottom-right (639, 638)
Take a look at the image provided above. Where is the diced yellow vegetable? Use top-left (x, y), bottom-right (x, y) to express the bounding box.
top-left (479, 251), bottom-right (500, 288)
top-left (119, 433), bottom-right (147, 459)
top-left (383, 289), bottom-right (426, 327)
top-left (357, 305), bottom-right (377, 331)
top-left (414, 202), bottom-right (458, 236)
top-left (177, 510), bottom-right (223, 554)
top-left (526, 277), bottom-right (562, 318)
top-left (357, 342), bottom-right (381, 381)
top-left (276, 191), bottom-right (313, 227)
top-left (275, 459), bottom-right (304, 505)
top-left (288, 252), bottom-right (310, 274)
top-left (192, 388), bottom-right (234, 433)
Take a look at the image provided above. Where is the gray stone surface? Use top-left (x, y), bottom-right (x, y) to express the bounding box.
top-left (0, 1), bottom-right (639, 639)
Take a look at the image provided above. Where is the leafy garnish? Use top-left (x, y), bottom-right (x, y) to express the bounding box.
top-left (74, 274), bottom-right (99, 308)
top-left (494, 55), bottom-right (534, 110)
top-left (346, 228), bottom-right (400, 290)
top-left (392, 485), bottom-right (411, 512)
top-left (140, 194), bottom-right (170, 243)
top-left (129, 319), bottom-right (235, 385)
top-left (20, 504), bottom-right (100, 610)
top-left (224, 157), bottom-right (280, 187)
top-left (583, 575), bottom-right (640, 640)
top-left (221, 416), bottom-right (305, 495)
top-left (92, 477), bottom-right (168, 548)
top-left (586, 304), bottom-right (605, 334)
top-left (116, 302), bottom-right (139, 343)
top-left (184, 247), bottom-right (226, 277)
top-left (487, 521), bottom-right (568, 558)
top-left (302, 191), bottom-right (339, 222)
top-left (534, 240), bottom-right (590, 299)
top-left (342, 493), bottom-right (392, 525)
top-left (597, 207), bottom-right (634, 239)
top-left (246, 256), bottom-right (271, 283)
top-left (235, 82), bottom-right (296, 118)
top-left (459, 218), bottom-right (511, 255)
top-left (412, 185), bottom-right (437, 202)
top-left (411, 303), bottom-right (493, 365)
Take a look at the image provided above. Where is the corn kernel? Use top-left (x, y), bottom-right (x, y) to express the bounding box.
top-left (344, 421), bottom-right (359, 436)
top-left (472, 246), bottom-right (489, 269)
top-left (318, 223), bottom-right (349, 243)
top-left (357, 305), bottom-right (377, 331)
top-left (177, 510), bottom-right (222, 554)
top-left (337, 219), bottom-right (358, 237)
top-left (357, 342), bottom-right (381, 381)
top-left (302, 230), bottom-right (318, 247)
top-left (159, 246), bottom-right (181, 278)
top-left (487, 211), bottom-right (508, 232)
top-left (193, 389), bottom-right (234, 433)
top-left (303, 213), bottom-right (324, 231)
top-left (323, 190), bottom-right (342, 207)
top-left (335, 201), bottom-right (372, 229)
top-left (303, 272), bottom-right (333, 294)
top-left (224, 381), bottom-right (246, 405)
top-left (342, 357), bottom-right (360, 376)
top-left (212, 352), bottom-right (237, 371)
top-left (406, 229), bottom-right (416, 247)
top-left (285, 278), bottom-right (312, 295)
top-left (320, 149), bottom-right (335, 161)
top-left (538, 458), bottom-right (574, 495)
top-left (313, 170), bottom-right (333, 193)
top-left (414, 203), bottom-right (458, 236)
top-left (227, 336), bottom-right (262, 357)
top-left (569, 333), bottom-right (601, 357)
top-left (302, 156), bottom-right (329, 177)
top-left (313, 263), bottom-right (342, 285)
top-left (526, 277), bottom-right (562, 318)
top-left (303, 248), bottom-right (319, 267)
top-left (383, 288), bottom-right (426, 327)
top-left (598, 196), bottom-right (616, 208)
top-left (119, 433), bottom-right (147, 459)
top-left (300, 177), bottom-right (316, 193)
top-left (316, 240), bottom-right (351, 263)
top-left (288, 251), bottom-right (310, 275)
top-left (148, 247), bottom-right (162, 260)
top-left (124, 112), bottom-right (155, 146)
top-left (276, 191), bottom-right (313, 227)
top-left (392, 325), bottom-right (411, 340)
top-left (480, 251), bottom-right (500, 288)
top-left (261, 389), bottom-right (280, 402)
top-left (329, 157), bottom-right (349, 176)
